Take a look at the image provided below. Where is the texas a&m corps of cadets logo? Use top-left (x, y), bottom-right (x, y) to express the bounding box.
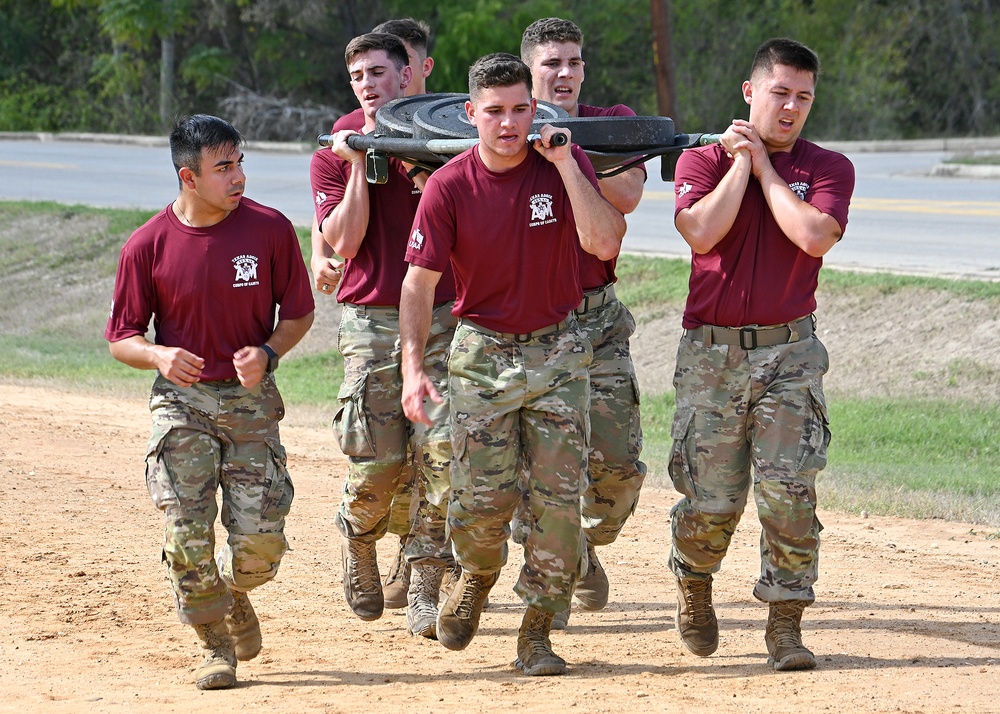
top-left (233, 254), bottom-right (260, 288)
top-left (529, 193), bottom-right (557, 227)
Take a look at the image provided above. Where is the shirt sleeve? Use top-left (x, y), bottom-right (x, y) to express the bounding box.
top-left (309, 149), bottom-right (350, 228)
top-left (405, 172), bottom-right (455, 274)
top-left (104, 235), bottom-right (154, 343)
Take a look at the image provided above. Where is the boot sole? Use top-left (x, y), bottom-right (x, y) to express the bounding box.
top-left (195, 669), bottom-right (237, 690)
top-left (572, 590), bottom-right (608, 611)
top-left (674, 610), bottom-right (719, 657)
top-left (768, 652), bottom-right (817, 671)
top-left (514, 657), bottom-right (567, 676)
top-left (436, 624), bottom-right (475, 651)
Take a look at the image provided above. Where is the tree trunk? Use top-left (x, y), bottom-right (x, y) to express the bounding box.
top-left (650, 0), bottom-right (677, 123)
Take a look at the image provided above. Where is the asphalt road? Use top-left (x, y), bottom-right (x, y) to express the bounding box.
top-left (1, 136), bottom-right (998, 279)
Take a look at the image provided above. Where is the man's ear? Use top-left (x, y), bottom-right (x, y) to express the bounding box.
top-left (465, 100), bottom-right (476, 127)
top-left (400, 65), bottom-right (413, 91)
top-left (742, 80), bottom-right (753, 106)
top-left (422, 56), bottom-right (434, 79)
top-left (178, 167), bottom-right (197, 189)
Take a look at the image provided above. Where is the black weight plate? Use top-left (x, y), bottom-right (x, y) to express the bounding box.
top-left (531, 116), bottom-right (677, 152)
top-left (412, 95), bottom-right (568, 140)
top-left (375, 93), bottom-right (463, 137)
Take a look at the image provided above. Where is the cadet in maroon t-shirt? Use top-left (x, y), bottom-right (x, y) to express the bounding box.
top-left (399, 53), bottom-right (625, 677)
top-left (106, 114), bottom-right (314, 691)
top-left (309, 32), bottom-right (459, 639)
top-left (518, 18), bottom-right (649, 625)
top-left (668, 39), bottom-right (855, 673)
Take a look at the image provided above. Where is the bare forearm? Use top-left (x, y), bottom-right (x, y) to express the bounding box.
top-left (400, 278), bottom-right (434, 381)
top-left (598, 167), bottom-right (645, 215)
top-left (675, 154), bottom-right (752, 254)
top-left (267, 313), bottom-right (314, 357)
top-left (108, 335), bottom-right (166, 372)
top-left (558, 160), bottom-right (625, 260)
top-left (322, 164), bottom-right (369, 259)
top-left (758, 169), bottom-right (841, 257)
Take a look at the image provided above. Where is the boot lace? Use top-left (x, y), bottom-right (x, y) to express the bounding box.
top-left (683, 579), bottom-right (714, 626)
top-left (454, 573), bottom-right (492, 619)
top-left (348, 539), bottom-right (380, 592)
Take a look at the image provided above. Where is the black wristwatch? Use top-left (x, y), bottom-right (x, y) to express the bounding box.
top-left (261, 344), bottom-right (279, 374)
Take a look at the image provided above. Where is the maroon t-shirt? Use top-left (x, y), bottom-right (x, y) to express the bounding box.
top-left (575, 103), bottom-right (646, 291)
top-left (332, 109), bottom-right (364, 132)
top-left (105, 198), bottom-right (315, 381)
top-left (310, 146), bottom-right (456, 306)
top-left (405, 145), bottom-right (599, 334)
top-left (673, 138), bottom-right (855, 328)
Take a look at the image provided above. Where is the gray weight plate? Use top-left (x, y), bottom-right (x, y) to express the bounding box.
top-left (412, 95), bottom-right (568, 139)
top-left (532, 116), bottom-right (677, 152)
top-left (375, 94), bottom-right (463, 137)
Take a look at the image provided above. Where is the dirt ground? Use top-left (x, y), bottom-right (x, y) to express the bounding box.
top-left (0, 381), bottom-right (997, 714)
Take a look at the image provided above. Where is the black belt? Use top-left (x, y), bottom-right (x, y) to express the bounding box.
top-left (576, 284), bottom-right (617, 315)
top-left (685, 315), bottom-right (815, 349)
top-left (459, 317), bottom-right (573, 343)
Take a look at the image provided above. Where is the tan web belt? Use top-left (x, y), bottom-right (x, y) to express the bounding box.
top-left (576, 284), bottom-right (617, 315)
top-left (685, 314), bottom-right (815, 349)
top-left (459, 317), bottom-right (573, 343)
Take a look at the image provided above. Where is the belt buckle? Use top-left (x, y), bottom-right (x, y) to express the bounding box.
top-left (739, 327), bottom-right (757, 350)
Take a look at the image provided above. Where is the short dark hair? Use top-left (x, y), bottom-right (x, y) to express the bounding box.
top-left (750, 38), bottom-right (820, 84)
top-left (468, 52), bottom-right (532, 102)
top-left (345, 32), bottom-right (409, 72)
top-left (520, 17), bottom-right (584, 64)
top-left (169, 114), bottom-right (243, 180)
top-left (372, 18), bottom-right (432, 56)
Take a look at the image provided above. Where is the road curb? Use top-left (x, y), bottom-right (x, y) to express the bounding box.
top-left (3, 131), bottom-right (999, 176)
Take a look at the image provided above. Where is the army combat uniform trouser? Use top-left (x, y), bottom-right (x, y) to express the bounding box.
top-left (576, 289), bottom-right (647, 545)
top-left (333, 302), bottom-right (454, 554)
top-left (667, 321), bottom-right (830, 603)
top-left (448, 318), bottom-right (591, 613)
top-left (511, 288), bottom-right (646, 548)
top-left (145, 374), bottom-right (294, 625)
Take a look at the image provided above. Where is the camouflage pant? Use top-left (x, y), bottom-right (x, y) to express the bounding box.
top-left (512, 297), bottom-right (646, 546)
top-left (333, 303), bottom-right (454, 547)
top-left (145, 374), bottom-right (294, 625)
top-left (448, 319), bottom-right (591, 612)
top-left (667, 331), bottom-right (830, 603)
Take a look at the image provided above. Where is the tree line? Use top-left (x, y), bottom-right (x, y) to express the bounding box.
top-left (1, 0), bottom-right (998, 142)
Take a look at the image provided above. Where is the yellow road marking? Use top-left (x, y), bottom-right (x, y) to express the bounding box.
top-left (0, 159), bottom-right (76, 170)
top-left (641, 191), bottom-right (1000, 216)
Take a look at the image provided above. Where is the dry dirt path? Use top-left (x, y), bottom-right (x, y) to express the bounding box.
top-left (0, 384), bottom-right (997, 714)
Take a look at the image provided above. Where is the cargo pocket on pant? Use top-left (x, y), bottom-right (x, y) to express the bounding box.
top-left (668, 407), bottom-right (698, 499)
top-left (144, 428), bottom-right (178, 512)
top-left (796, 385), bottom-right (831, 475)
top-left (332, 374), bottom-right (376, 458)
top-left (260, 437), bottom-right (294, 524)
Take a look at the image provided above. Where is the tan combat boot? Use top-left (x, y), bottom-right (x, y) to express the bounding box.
top-left (514, 606), bottom-right (567, 676)
top-left (407, 563), bottom-right (444, 639)
top-left (675, 575), bottom-right (719, 656)
top-left (226, 589), bottom-right (262, 661)
top-left (341, 537), bottom-right (383, 621)
top-left (765, 601), bottom-right (817, 671)
top-left (381, 536), bottom-right (411, 610)
top-left (436, 569), bottom-right (499, 651)
top-left (192, 619), bottom-right (237, 690)
top-left (573, 543), bottom-right (609, 611)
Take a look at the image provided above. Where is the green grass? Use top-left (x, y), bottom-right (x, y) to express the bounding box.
top-left (943, 153), bottom-right (1000, 166)
top-left (3, 201), bottom-right (1000, 525)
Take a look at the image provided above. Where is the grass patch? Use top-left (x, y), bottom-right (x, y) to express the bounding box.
top-left (3, 200), bottom-right (1000, 525)
top-left (943, 152), bottom-right (1000, 166)
top-left (639, 392), bottom-right (1000, 526)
